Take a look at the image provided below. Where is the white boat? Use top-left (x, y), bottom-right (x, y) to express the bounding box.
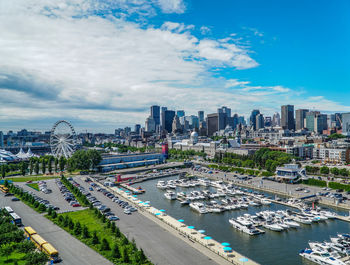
top-left (156, 181), bottom-right (167, 189)
top-left (260, 199), bottom-right (271, 205)
top-left (263, 221), bottom-right (284, 232)
top-left (284, 218), bottom-right (300, 228)
top-left (320, 211), bottom-right (337, 219)
top-left (164, 191), bottom-right (177, 200)
top-left (189, 202), bottom-right (207, 214)
top-left (293, 215), bottom-right (312, 224)
top-left (229, 218), bottom-right (264, 236)
top-left (299, 249), bottom-right (346, 265)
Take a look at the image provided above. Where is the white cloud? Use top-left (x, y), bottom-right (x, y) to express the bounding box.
top-left (157, 0), bottom-right (186, 14)
top-left (200, 26), bottom-right (211, 35)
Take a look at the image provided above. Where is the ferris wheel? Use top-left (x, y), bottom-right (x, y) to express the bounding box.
top-left (50, 120), bottom-right (77, 158)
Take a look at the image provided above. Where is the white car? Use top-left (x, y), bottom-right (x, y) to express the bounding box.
top-left (304, 189), bottom-right (310, 193)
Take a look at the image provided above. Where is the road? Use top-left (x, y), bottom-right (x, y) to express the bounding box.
top-left (75, 177), bottom-right (218, 265)
top-left (0, 194), bottom-right (112, 265)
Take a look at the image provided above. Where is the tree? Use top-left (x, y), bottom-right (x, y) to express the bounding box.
top-left (34, 161), bottom-right (40, 175)
top-left (0, 244), bottom-right (13, 261)
top-left (340, 168), bottom-right (349, 177)
top-left (82, 226), bottom-right (89, 238)
top-left (1, 165), bottom-right (6, 179)
top-left (139, 248), bottom-right (146, 263)
top-left (54, 158), bottom-right (59, 173)
top-left (320, 166), bottom-right (330, 175)
top-left (68, 219), bottom-right (74, 230)
top-left (24, 251), bottom-right (49, 265)
top-left (16, 240), bottom-right (35, 253)
top-left (100, 238), bottom-right (110, 251)
top-left (330, 167), bottom-right (340, 176)
top-left (122, 247), bottom-right (129, 263)
top-left (92, 231), bottom-right (99, 244)
top-left (41, 159), bottom-right (46, 175)
top-left (48, 156), bottom-right (53, 174)
top-left (20, 162), bottom-right (27, 176)
top-left (87, 149), bottom-right (102, 169)
top-left (29, 160), bottom-right (34, 175)
top-left (111, 244), bottom-right (121, 258)
top-left (59, 156), bottom-right (67, 172)
top-left (74, 221), bottom-right (82, 236)
top-left (115, 227), bottom-right (121, 238)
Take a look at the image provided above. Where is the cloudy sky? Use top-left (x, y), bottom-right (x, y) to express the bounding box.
top-left (0, 0), bottom-right (349, 133)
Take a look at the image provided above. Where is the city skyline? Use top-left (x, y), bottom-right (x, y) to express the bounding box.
top-left (1, 0), bottom-right (349, 132)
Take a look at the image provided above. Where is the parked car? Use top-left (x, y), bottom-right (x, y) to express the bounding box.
top-left (11, 197), bottom-right (20, 201)
top-left (108, 216), bottom-right (120, 221)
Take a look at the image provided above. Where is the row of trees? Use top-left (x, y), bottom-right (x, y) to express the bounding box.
top-left (6, 182), bottom-right (48, 213)
top-left (0, 209), bottom-right (48, 264)
top-left (213, 148), bottom-right (296, 173)
top-left (305, 165), bottom-right (350, 177)
top-left (168, 149), bottom-right (207, 160)
top-left (60, 176), bottom-right (90, 206)
top-left (207, 164), bottom-right (274, 177)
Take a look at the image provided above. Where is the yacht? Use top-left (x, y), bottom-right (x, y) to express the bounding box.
top-left (299, 249), bottom-right (346, 265)
top-left (293, 215), bottom-right (313, 224)
top-left (164, 191), bottom-right (177, 200)
top-left (189, 202), bottom-right (208, 214)
top-left (229, 218), bottom-right (264, 236)
top-left (283, 218), bottom-right (300, 228)
top-left (260, 199), bottom-right (272, 205)
top-left (156, 181), bottom-right (167, 190)
top-left (263, 221), bottom-right (284, 232)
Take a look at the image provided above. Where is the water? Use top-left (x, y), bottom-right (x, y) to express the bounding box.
top-left (132, 176), bottom-right (350, 265)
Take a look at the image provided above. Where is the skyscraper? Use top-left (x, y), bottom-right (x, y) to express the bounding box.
top-left (295, 109), bottom-right (309, 130)
top-left (342, 113), bottom-right (350, 136)
top-left (145, 116), bottom-right (156, 132)
top-left (250, 109), bottom-right (260, 130)
top-left (256, 114), bottom-right (265, 130)
top-left (150, 105), bottom-right (160, 127)
top-left (134, 124), bottom-right (141, 134)
top-left (206, 113), bottom-right (225, 136)
top-left (177, 110), bottom-right (185, 118)
top-left (161, 107), bottom-right (167, 130)
top-left (172, 115), bottom-right (182, 134)
top-left (281, 105), bottom-right (295, 130)
top-left (0, 131), bottom-right (3, 148)
top-left (164, 110), bottom-right (175, 133)
top-left (198, 111), bottom-right (204, 122)
top-left (272, 112), bottom-right (281, 126)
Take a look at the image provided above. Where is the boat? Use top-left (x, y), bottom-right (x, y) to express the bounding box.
top-left (180, 199), bottom-right (190, 205)
top-left (229, 218), bottom-right (264, 236)
top-left (283, 218), bottom-right (300, 228)
top-left (263, 221), bottom-right (284, 232)
top-left (164, 191), bottom-right (177, 200)
top-left (299, 248), bottom-right (346, 265)
top-left (156, 181), bottom-right (167, 190)
top-left (293, 215), bottom-right (312, 225)
top-left (189, 202), bottom-right (207, 214)
top-left (260, 199), bottom-right (272, 205)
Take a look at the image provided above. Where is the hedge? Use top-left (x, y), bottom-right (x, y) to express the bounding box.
top-left (302, 178), bottom-right (327, 187)
top-left (328, 182), bottom-right (350, 191)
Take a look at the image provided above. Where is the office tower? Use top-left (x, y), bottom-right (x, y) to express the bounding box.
top-left (161, 107), bottom-right (167, 130)
top-left (145, 116), bottom-right (156, 132)
top-left (281, 105), bottom-right (295, 130)
top-left (177, 110), bottom-right (185, 118)
top-left (327, 114), bottom-right (337, 129)
top-left (206, 113), bottom-right (225, 136)
top-left (134, 124), bottom-right (141, 134)
top-left (315, 114), bottom-right (328, 134)
top-left (232, 114), bottom-right (239, 128)
top-left (0, 131), bottom-right (3, 148)
top-left (335, 113), bottom-right (342, 128)
top-left (305, 111), bottom-right (318, 132)
top-left (150, 105), bottom-right (160, 126)
top-left (164, 110), bottom-right (175, 133)
top-left (295, 109), bottom-right (309, 130)
top-left (250, 109), bottom-right (260, 130)
top-left (256, 114), bottom-right (265, 130)
top-left (218, 106), bottom-right (231, 118)
top-left (186, 115), bottom-right (199, 129)
top-left (342, 113), bottom-right (350, 136)
top-left (172, 115), bottom-right (182, 134)
top-left (198, 111), bottom-right (204, 122)
top-left (272, 112), bottom-right (281, 126)
top-left (264, 116), bottom-right (272, 127)
top-left (238, 116), bottom-right (246, 126)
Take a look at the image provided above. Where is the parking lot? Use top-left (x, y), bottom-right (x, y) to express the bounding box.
top-left (18, 178), bottom-right (86, 213)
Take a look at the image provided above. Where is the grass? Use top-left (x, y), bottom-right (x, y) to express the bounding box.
top-left (27, 183), bottom-right (39, 191)
top-left (0, 251), bottom-right (26, 264)
top-left (5, 176), bottom-right (58, 182)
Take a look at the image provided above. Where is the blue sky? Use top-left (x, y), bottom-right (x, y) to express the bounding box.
top-left (0, 0), bottom-right (349, 133)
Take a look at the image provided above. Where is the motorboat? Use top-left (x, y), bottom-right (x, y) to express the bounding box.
top-left (229, 218), bottom-right (264, 236)
top-left (299, 248), bottom-right (346, 265)
top-left (263, 221), bottom-right (284, 232)
top-left (164, 191), bottom-right (177, 200)
top-left (189, 202), bottom-right (207, 214)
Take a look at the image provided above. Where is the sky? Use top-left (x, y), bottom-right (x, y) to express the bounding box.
top-left (0, 0), bottom-right (349, 133)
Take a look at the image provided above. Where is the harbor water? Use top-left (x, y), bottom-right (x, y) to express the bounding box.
top-left (132, 176), bottom-right (350, 265)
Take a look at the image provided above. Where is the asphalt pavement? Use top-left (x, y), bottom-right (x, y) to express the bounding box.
top-left (0, 194), bottom-right (112, 265)
top-left (75, 177), bottom-right (218, 265)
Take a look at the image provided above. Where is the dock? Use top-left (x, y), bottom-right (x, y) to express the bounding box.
top-left (95, 181), bottom-right (260, 265)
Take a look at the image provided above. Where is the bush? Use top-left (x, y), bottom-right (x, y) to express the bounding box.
top-left (302, 178), bottom-right (327, 187)
top-left (329, 182), bottom-right (350, 191)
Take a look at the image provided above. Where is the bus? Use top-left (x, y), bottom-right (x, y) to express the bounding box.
top-left (0, 184), bottom-right (9, 194)
top-left (9, 212), bottom-right (22, 226)
top-left (4, 206), bottom-right (14, 214)
top-left (28, 230), bottom-right (61, 263)
top-left (24, 226), bottom-right (37, 238)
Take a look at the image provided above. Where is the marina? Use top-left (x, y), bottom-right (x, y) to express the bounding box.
top-left (131, 175), bottom-right (350, 265)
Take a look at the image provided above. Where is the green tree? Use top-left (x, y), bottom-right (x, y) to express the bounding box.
top-left (16, 240), bottom-right (35, 253)
top-left (330, 167), bottom-right (340, 175)
top-left (92, 231), bottom-right (99, 244)
top-left (122, 247), bottom-right (129, 263)
top-left (41, 159), bottom-right (46, 174)
top-left (24, 251), bottom-right (48, 265)
top-left (34, 161), bottom-right (40, 175)
top-left (320, 166), bottom-right (330, 175)
top-left (111, 243), bottom-right (121, 258)
top-left (0, 244), bottom-right (13, 261)
top-left (48, 156), bottom-right (53, 174)
top-left (82, 226), bottom-right (90, 238)
top-left (1, 165), bottom-right (6, 179)
top-left (54, 158), bottom-right (59, 173)
top-left (100, 238), bottom-right (110, 251)
top-left (74, 221), bottom-right (82, 236)
top-left (20, 162), bottom-right (27, 176)
top-left (59, 156), bottom-right (66, 172)
top-left (340, 168), bottom-right (349, 177)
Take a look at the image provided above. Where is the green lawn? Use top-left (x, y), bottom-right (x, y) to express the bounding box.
top-left (27, 183), bottom-right (39, 191)
top-left (0, 251), bottom-right (26, 264)
top-left (5, 176), bottom-right (58, 182)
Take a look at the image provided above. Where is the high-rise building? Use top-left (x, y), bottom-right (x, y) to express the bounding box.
top-left (238, 116), bottom-right (246, 126)
top-left (218, 106), bottom-right (231, 118)
top-left (186, 115), bottom-right (199, 129)
top-left (272, 112), bottom-right (281, 126)
top-left (177, 110), bottom-right (185, 118)
top-left (256, 114), bottom-right (265, 130)
top-left (264, 116), bottom-right (272, 127)
top-left (161, 107), bottom-right (167, 130)
top-left (335, 113), bottom-right (342, 128)
top-left (198, 111), bottom-right (204, 122)
top-left (342, 113), bottom-right (350, 136)
top-left (145, 116), bottom-right (156, 132)
top-left (164, 110), bottom-right (175, 133)
top-left (315, 114), bottom-right (328, 134)
top-left (134, 124), bottom-right (141, 134)
top-left (206, 113), bottom-right (225, 136)
top-left (295, 109), bottom-right (309, 130)
top-left (281, 105), bottom-right (295, 130)
top-left (172, 115), bottom-right (182, 134)
top-left (250, 109), bottom-right (260, 130)
top-left (0, 131), bottom-right (3, 148)
top-left (305, 111), bottom-right (318, 132)
top-left (150, 105), bottom-right (160, 126)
